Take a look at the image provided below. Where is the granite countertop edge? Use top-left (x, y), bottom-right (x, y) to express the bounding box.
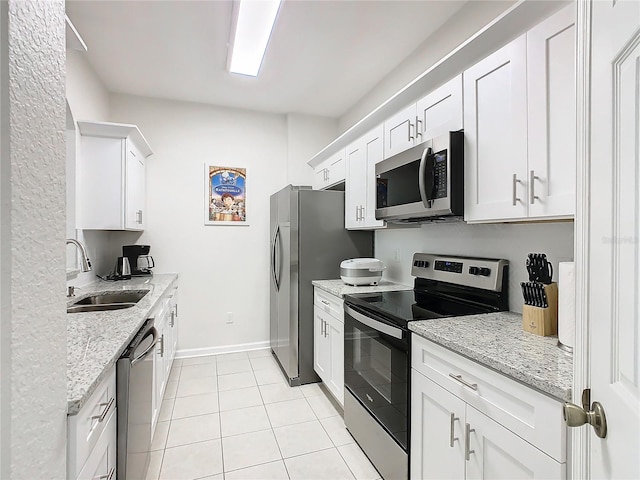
top-left (408, 312), bottom-right (573, 402)
top-left (67, 273), bottom-right (178, 415)
top-left (312, 279), bottom-right (413, 297)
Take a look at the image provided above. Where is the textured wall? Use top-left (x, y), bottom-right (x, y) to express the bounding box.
top-left (0, 1), bottom-right (67, 478)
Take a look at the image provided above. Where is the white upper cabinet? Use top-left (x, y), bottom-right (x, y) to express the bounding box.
top-left (77, 121), bottom-right (152, 231)
top-left (314, 149), bottom-right (346, 190)
top-left (416, 74), bottom-right (463, 142)
top-left (384, 75), bottom-right (464, 159)
top-left (384, 103), bottom-right (419, 158)
top-left (464, 5), bottom-right (576, 223)
top-left (526, 4), bottom-right (576, 219)
top-left (345, 125), bottom-right (385, 230)
top-left (463, 35), bottom-right (529, 222)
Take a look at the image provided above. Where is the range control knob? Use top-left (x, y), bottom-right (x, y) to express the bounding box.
top-left (479, 267), bottom-right (491, 276)
top-left (413, 260), bottom-right (420, 267)
top-left (469, 266), bottom-right (479, 275)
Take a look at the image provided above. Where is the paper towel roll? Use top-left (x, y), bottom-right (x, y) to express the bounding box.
top-left (558, 262), bottom-right (576, 350)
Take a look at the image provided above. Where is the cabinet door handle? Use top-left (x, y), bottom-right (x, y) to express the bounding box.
top-left (91, 397), bottom-right (115, 423)
top-left (93, 467), bottom-right (115, 480)
top-left (408, 121), bottom-right (415, 141)
top-left (416, 116), bottom-right (423, 140)
top-left (360, 205), bottom-right (365, 221)
top-left (512, 174), bottom-right (522, 206)
top-left (448, 373), bottom-right (478, 391)
top-left (450, 413), bottom-right (459, 447)
top-left (170, 311), bottom-right (175, 327)
top-left (529, 170), bottom-right (539, 204)
top-left (465, 423), bottom-right (475, 461)
top-left (158, 334), bottom-right (164, 357)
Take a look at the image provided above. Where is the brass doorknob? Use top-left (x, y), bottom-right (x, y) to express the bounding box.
top-left (563, 400), bottom-right (607, 438)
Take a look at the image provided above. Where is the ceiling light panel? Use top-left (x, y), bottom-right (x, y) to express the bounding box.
top-left (229, 0), bottom-right (282, 77)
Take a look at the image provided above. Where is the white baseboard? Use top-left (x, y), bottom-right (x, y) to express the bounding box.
top-left (175, 340), bottom-right (271, 359)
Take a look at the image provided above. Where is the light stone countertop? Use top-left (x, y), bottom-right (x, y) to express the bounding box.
top-left (312, 279), bottom-right (413, 297)
top-left (67, 273), bottom-right (178, 414)
top-left (409, 312), bottom-right (573, 402)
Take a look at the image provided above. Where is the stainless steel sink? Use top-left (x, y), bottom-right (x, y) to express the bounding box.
top-left (67, 303), bottom-right (137, 314)
top-left (74, 291), bottom-right (148, 305)
top-left (67, 290), bottom-right (149, 314)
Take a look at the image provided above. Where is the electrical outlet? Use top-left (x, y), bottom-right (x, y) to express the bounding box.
top-left (226, 312), bottom-right (234, 324)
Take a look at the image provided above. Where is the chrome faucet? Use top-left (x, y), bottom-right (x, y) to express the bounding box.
top-left (66, 238), bottom-right (92, 272)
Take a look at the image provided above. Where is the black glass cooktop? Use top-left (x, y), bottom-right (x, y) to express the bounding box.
top-left (344, 289), bottom-right (497, 327)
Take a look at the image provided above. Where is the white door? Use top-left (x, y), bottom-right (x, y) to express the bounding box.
top-left (578, 0), bottom-right (640, 478)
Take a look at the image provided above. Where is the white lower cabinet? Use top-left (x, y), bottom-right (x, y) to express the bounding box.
top-left (313, 288), bottom-right (344, 406)
top-left (68, 367), bottom-right (117, 480)
top-left (75, 411), bottom-right (117, 480)
top-left (152, 285), bottom-right (179, 430)
top-left (410, 334), bottom-right (566, 480)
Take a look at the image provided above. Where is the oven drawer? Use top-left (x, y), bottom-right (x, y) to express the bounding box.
top-left (411, 334), bottom-right (566, 462)
top-left (314, 289), bottom-right (343, 321)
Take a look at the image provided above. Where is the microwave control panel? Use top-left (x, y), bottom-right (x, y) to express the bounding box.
top-left (433, 151), bottom-right (448, 199)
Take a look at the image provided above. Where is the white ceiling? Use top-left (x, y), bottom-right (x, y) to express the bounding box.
top-left (66, 0), bottom-right (467, 118)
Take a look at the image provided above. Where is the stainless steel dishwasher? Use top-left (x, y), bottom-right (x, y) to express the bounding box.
top-left (117, 319), bottom-right (158, 480)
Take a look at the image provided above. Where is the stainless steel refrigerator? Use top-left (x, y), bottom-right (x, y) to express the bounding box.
top-left (270, 185), bottom-right (373, 386)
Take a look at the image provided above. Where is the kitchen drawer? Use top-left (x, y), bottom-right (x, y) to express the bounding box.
top-left (411, 334), bottom-right (566, 462)
top-left (314, 289), bottom-right (343, 322)
top-left (75, 408), bottom-right (117, 480)
top-left (68, 367), bottom-right (117, 479)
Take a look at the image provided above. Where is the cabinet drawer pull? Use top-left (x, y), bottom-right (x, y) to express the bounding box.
top-left (93, 466), bottom-right (115, 480)
top-left (450, 412), bottom-right (459, 447)
top-left (529, 170), bottom-right (539, 204)
top-left (91, 397), bottom-right (115, 423)
top-left (449, 373), bottom-right (478, 391)
top-left (465, 423), bottom-right (475, 461)
top-left (512, 174), bottom-right (522, 206)
top-left (157, 334), bottom-right (164, 357)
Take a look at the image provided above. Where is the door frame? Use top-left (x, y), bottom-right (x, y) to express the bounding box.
top-left (572, 1), bottom-right (591, 477)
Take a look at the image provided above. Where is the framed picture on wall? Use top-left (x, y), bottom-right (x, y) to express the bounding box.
top-left (204, 165), bottom-right (249, 226)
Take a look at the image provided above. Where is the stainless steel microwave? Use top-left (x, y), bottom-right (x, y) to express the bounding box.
top-left (375, 131), bottom-right (464, 222)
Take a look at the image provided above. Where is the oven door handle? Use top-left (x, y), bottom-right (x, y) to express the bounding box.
top-left (344, 305), bottom-right (403, 339)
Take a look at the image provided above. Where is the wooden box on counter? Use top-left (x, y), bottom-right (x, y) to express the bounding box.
top-left (522, 283), bottom-right (558, 336)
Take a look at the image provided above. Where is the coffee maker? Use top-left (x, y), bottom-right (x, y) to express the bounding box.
top-left (122, 245), bottom-right (155, 276)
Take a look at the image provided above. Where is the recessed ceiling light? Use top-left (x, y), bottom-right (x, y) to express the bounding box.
top-left (228, 0), bottom-right (282, 77)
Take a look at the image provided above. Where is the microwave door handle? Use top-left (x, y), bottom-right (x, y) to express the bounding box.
top-left (419, 147), bottom-right (434, 208)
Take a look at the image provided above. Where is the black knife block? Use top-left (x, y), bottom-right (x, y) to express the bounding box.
top-left (522, 283), bottom-right (558, 336)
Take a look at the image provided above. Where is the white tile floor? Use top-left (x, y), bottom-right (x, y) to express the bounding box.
top-left (146, 349), bottom-right (382, 480)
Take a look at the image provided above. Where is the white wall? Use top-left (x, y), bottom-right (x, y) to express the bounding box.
top-left (376, 222), bottom-right (574, 313)
top-left (66, 50), bottom-right (116, 285)
top-left (338, 0), bottom-right (516, 133)
top-left (286, 113), bottom-right (337, 185)
top-left (109, 93), bottom-right (288, 355)
top-left (0, 1), bottom-right (67, 477)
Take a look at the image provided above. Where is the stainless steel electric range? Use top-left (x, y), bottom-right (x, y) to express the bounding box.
top-left (343, 253), bottom-right (509, 480)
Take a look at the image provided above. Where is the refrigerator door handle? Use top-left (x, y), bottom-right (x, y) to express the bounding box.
top-left (272, 225), bottom-right (281, 291)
